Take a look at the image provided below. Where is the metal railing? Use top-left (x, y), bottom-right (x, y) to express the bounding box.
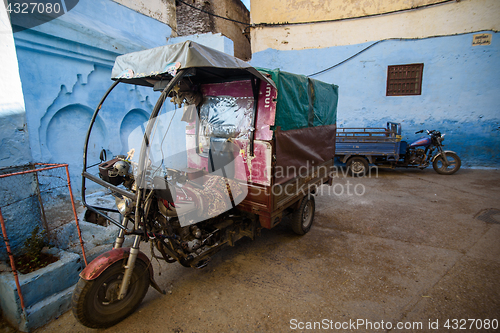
top-left (0, 163), bottom-right (87, 313)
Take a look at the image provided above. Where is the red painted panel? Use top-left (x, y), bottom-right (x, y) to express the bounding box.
top-left (233, 139), bottom-right (272, 186)
top-left (186, 137), bottom-right (207, 171)
top-left (201, 80), bottom-right (253, 97)
top-left (255, 82), bottom-right (277, 141)
top-left (187, 139), bottom-right (271, 186)
top-left (79, 248), bottom-right (152, 280)
top-left (200, 80), bottom-right (276, 141)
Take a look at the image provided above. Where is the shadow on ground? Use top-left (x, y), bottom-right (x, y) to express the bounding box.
top-left (21, 169), bottom-right (500, 332)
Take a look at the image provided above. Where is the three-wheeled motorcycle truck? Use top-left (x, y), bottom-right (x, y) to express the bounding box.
top-left (73, 41), bottom-right (339, 328)
top-left (336, 122), bottom-right (461, 176)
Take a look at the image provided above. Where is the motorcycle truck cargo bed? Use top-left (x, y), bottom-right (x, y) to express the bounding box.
top-left (336, 122), bottom-right (403, 164)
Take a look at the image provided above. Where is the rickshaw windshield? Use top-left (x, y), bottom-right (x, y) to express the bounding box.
top-left (123, 95), bottom-right (249, 226)
top-left (126, 96), bottom-right (254, 179)
top-left (198, 96), bottom-right (254, 157)
top-left (126, 102), bottom-right (189, 174)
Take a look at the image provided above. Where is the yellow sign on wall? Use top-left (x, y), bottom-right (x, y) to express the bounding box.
top-left (472, 33), bottom-right (492, 46)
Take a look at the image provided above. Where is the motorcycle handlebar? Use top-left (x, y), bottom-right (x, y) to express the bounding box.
top-left (415, 129), bottom-right (441, 136)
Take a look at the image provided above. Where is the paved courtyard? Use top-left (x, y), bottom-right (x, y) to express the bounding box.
top-left (31, 168), bottom-right (500, 332)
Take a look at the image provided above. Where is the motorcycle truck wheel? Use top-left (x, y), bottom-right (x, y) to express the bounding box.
top-left (433, 152), bottom-right (461, 175)
top-left (72, 260), bottom-right (150, 328)
top-left (291, 195), bottom-right (315, 235)
top-left (347, 156), bottom-right (369, 177)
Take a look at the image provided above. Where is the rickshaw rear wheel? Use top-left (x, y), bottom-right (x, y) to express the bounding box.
top-left (291, 195), bottom-right (315, 235)
top-left (346, 156), bottom-right (369, 177)
top-left (72, 260), bottom-right (150, 328)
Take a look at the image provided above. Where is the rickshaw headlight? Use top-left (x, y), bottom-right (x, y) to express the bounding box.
top-left (115, 196), bottom-right (133, 215)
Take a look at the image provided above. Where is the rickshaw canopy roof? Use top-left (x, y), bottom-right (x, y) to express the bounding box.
top-left (111, 41), bottom-right (275, 88)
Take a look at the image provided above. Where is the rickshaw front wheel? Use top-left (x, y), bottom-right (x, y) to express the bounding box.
top-left (72, 260), bottom-right (150, 328)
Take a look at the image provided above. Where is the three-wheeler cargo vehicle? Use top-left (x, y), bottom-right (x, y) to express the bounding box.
top-left (73, 41), bottom-right (339, 328)
top-left (336, 122), bottom-right (461, 176)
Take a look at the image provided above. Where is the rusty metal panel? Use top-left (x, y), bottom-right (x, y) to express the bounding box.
top-left (237, 159), bottom-right (333, 229)
top-left (273, 159), bottom-right (333, 210)
top-left (240, 183), bottom-right (271, 209)
top-left (238, 183), bottom-right (273, 228)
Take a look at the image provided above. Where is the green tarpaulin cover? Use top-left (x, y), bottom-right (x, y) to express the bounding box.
top-left (257, 68), bottom-right (338, 132)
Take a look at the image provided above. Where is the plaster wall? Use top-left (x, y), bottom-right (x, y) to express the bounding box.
top-left (176, 0), bottom-right (215, 36)
top-left (112, 0), bottom-right (177, 31)
top-left (251, 32), bottom-right (500, 167)
top-left (0, 166), bottom-right (41, 260)
top-left (210, 0), bottom-right (250, 60)
top-left (0, 249), bottom-right (81, 331)
top-left (250, 0), bottom-right (500, 53)
top-left (176, 0), bottom-right (250, 60)
top-left (0, 3), bottom-right (37, 260)
top-left (0, 4), bottom-right (31, 168)
top-left (252, 0), bottom-right (447, 24)
top-left (167, 32), bottom-right (234, 56)
top-left (12, 0), bottom-right (173, 191)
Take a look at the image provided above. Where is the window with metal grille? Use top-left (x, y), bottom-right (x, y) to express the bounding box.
top-left (386, 63), bottom-right (424, 96)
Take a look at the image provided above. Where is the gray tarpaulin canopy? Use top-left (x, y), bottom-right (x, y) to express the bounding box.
top-left (111, 41), bottom-right (275, 88)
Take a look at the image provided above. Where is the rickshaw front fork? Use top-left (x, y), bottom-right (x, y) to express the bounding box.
top-left (114, 215), bottom-right (138, 299)
top-left (113, 216), bottom-right (130, 249)
top-left (118, 234), bottom-right (141, 300)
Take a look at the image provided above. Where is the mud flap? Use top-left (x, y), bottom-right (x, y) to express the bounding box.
top-left (79, 247), bottom-right (164, 294)
top-left (431, 150), bottom-right (458, 164)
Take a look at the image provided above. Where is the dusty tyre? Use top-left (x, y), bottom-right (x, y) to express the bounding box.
top-left (291, 195), bottom-right (315, 235)
top-left (346, 156), bottom-right (369, 177)
top-left (432, 152), bottom-right (461, 175)
top-left (72, 260), bottom-right (150, 328)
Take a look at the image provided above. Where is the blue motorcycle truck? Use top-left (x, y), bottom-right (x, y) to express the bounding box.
top-left (336, 122), bottom-right (461, 176)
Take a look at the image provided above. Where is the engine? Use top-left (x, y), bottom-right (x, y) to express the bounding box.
top-left (408, 148), bottom-right (426, 165)
top-left (97, 156), bottom-right (256, 269)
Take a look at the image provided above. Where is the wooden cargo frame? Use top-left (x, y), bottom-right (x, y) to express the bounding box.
top-left (238, 159), bottom-right (334, 229)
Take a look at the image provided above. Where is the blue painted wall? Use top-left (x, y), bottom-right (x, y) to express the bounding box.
top-left (0, 0), bottom-right (172, 259)
top-left (251, 32), bottom-right (500, 167)
top-left (167, 32), bottom-right (234, 56)
top-left (12, 0), bottom-right (172, 191)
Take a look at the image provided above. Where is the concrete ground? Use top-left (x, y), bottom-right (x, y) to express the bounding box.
top-left (26, 169), bottom-right (500, 332)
